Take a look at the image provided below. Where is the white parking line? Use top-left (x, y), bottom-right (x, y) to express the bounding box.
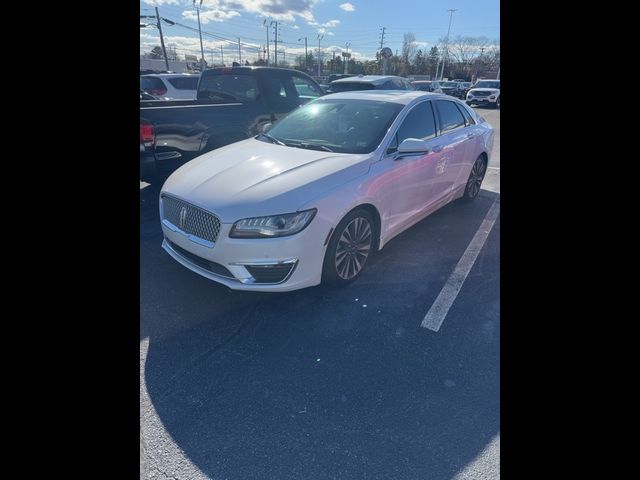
top-left (421, 198), bottom-right (500, 332)
top-left (487, 166), bottom-right (500, 171)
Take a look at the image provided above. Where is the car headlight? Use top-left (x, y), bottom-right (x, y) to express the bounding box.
top-left (467, 93), bottom-right (474, 97)
top-left (229, 209), bottom-right (317, 238)
top-left (489, 95), bottom-right (496, 99)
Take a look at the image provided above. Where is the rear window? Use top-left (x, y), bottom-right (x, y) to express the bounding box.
top-left (167, 76), bottom-right (199, 90)
top-left (198, 74), bottom-right (259, 102)
top-left (140, 76), bottom-right (165, 92)
top-left (329, 82), bottom-right (376, 93)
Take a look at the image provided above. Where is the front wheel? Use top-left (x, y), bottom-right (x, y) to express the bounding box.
top-left (495, 97), bottom-right (500, 109)
top-left (322, 209), bottom-right (374, 286)
top-left (463, 156), bottom-right (487, 201)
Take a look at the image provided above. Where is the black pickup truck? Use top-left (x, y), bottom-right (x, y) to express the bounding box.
top-left (140, 66), bottom-right (324, 181)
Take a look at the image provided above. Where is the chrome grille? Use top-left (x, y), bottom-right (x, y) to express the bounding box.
top-left (473, 91), bottom-right (491, 97)
top-left (161, 195), bottom-right (221, 243)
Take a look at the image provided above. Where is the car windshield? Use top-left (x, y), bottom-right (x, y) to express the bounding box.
top-left (474, 81), bottom-right (500, 89)
top-left (262, 99), bottom-right (404, 154)
top-left (441, 82), bottom-right (458, 87)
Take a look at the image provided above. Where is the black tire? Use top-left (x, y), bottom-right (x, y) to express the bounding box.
top-left (495, 97), bottom-right (500, 109)
top-left (322, 208), bottom-right (375, 286)
top-left (462, 156), bottom-right (487, 201)
top-left (466, 101), bottom-right (473, 106)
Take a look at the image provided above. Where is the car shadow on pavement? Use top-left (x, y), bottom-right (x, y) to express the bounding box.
top-left (140, 189), bottom-right (500, 480)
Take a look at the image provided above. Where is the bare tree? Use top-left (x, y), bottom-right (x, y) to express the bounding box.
top-left (449, 35), bottom-right (491, 65)
top-left (402, 32), bottom-right (418, 65)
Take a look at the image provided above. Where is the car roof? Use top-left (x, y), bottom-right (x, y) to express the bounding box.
top-left (411, 80), bottom-right (434, 83)
top-left (331, 75), bottom-right (407, 85)
top-left (316, 90), bottom-right (451, 105)
top-left (141, 73), bottom-right (199, 78)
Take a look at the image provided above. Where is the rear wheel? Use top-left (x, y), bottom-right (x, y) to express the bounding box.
top-left (322, 209), bottom-right (374, 286)
top-left (463, 156), bottom-right (487, 201)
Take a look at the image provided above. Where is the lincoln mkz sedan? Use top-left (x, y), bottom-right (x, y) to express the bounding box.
top-left (159, 91), bottom-right (494, 292)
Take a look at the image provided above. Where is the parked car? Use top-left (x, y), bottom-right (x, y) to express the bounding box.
top-left (459, 82), bottom-right (473, 96)
top-left (328, 73), bottom-right (356, 83)
top-left (439, 81), bottom-right (465, 98)
top-left (140, 67), bottom-right (324, 181)
top-left (159, 91), bottom-right (494, 291)
top-left (466, 79), bottom-right (500, 108)
top-left (327, 75), bottom-right (415, 93)
top-left (411, 80), bottom-right (443, 93)
top-left (140, 89), bottom-right (158, 100)
top-left (140, 73), bottom-right (200, 100)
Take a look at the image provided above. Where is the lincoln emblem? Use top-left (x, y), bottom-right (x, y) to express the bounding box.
top-left (179, 207), bottom-right (187, 229)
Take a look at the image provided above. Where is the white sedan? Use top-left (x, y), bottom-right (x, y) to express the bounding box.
top-left (160, 91), bottom-right (494, 291)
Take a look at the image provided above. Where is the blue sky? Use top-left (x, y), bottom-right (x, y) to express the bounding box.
top-left (140, 0), bottom-right (499, 64)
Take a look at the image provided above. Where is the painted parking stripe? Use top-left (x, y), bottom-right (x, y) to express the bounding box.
top-left (421, 198), bottom-right (500, 331)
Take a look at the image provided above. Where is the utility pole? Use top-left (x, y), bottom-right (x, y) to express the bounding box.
top-left (282, 49), bottom-right (286, 65)
top-left (438, 8), bottom-right (457, 80)
top-left (298, 37), bottom-right (308, 70)
top-left (193, 1), bottom-right (206, 72)
top-left (379, 27), bottom-right (386, 50)
top-left (263, 19), bottom-right (270, 66)
top-left (317, 34), bottom-right (324, 77)
top-left (155, 7), bottom-right (170, 71)
top-left (220, 46), bottom-right (224, 66)
top-left (271, 21), bottom-right (278, 66)
top-left (238, 38), bottom-right (242, 64)
top-left (379, 27), bottom-right (386, 74)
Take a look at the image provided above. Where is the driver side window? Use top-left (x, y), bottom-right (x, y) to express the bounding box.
top-left (387, 101), bottom-right (437, 154)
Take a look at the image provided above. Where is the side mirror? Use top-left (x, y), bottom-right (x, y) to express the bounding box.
top-left (397, 138), bottom-right (429, 155)
top-left (262, 122), bottom-right (273, 133)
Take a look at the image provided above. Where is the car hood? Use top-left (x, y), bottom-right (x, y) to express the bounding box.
top-left (161, 137), bottom-right (371, 222)
top-left (469, 88), bottom-right (500, 94)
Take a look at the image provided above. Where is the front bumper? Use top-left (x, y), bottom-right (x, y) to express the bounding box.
top-left (160, 206), bottom-right (331, 292)
top-left (466, 96), bottom-right (498, 105)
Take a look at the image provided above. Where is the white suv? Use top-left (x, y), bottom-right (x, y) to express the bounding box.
top-left (466, 79), bottom-right (500, 108)
top-left (140, 73), bottom-right (200, 100)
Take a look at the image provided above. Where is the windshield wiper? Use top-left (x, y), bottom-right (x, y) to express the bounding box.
top-left (257, 132), bottom-right (286, 146)
top-left (284, 141), bottom-right (334, 152)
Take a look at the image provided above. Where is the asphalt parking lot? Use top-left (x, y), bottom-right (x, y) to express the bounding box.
top-left (140, 106), bottom-right (500, 480)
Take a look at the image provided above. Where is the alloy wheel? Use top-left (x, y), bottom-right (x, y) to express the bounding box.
top-left (466, 158), bottom-right (487, 199)
top-left (334, 217), bottom-right (372, 280)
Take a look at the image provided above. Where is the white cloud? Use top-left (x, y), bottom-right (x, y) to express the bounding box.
top-left (339, 2), bottom-right (355, 11)
top-left (308, 19), bottom-right (340, 28)
top-left (210, 0), bottom-right (320, 22)
top-left (143, 0), bottom-right (180, 5)
top-left (183, 9), bottom-right (241, 23)
top-left (292, 25), bottom-right (300, 29)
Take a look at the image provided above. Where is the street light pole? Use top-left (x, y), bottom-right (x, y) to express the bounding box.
top-left (298, 37), bottom-right (308, 70)
top-left (344, 42), bottom-right (351, 74)
top-left (439, 8), bottom-right (457, 80)
top-left (317, 34), bottom-right (324, 77)
top-left (194, 1), bottom-right (206, 72)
